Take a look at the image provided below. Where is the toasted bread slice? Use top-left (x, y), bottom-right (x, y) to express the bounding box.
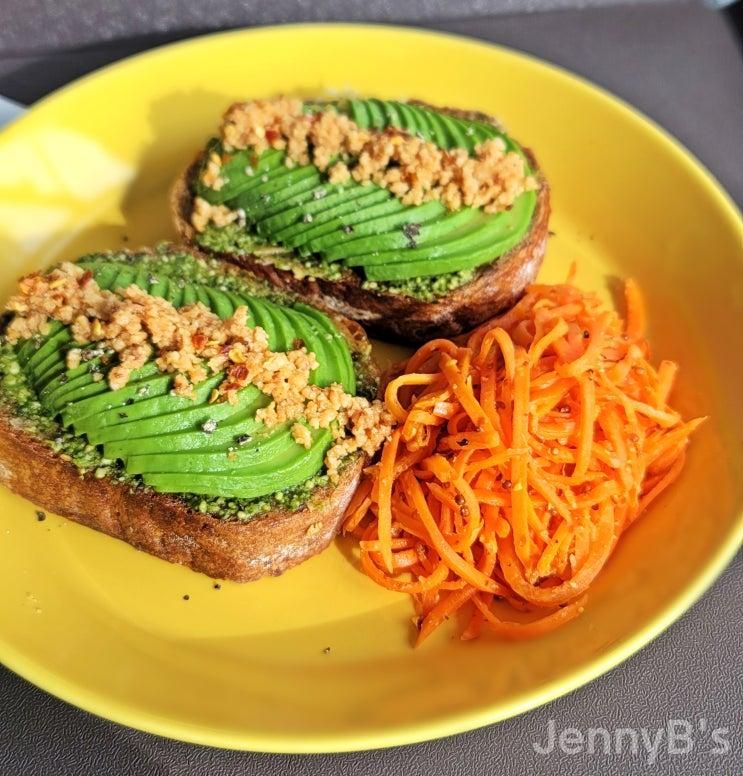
top-left (171, 101), bottom-right (551, 343)
top-left (0, 409), bottom-right (363, 581)
top-left (0, 251), bottom-right (377, 582)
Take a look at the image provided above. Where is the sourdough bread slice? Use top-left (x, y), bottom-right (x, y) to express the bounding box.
top-left (171, 101), bottom-right (551, 343)
top-left (0, 251), bottom-right (377, 582)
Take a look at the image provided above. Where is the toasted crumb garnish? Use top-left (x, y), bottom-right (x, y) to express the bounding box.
top-left (193, 98), bottom-right (536, 233)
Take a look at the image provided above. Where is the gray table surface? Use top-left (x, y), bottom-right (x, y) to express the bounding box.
top-left (1, 2), bottom-right (742, 774)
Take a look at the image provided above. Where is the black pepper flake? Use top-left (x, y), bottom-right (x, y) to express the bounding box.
top-left (341, 224), bottom-right (354, 234)
top-left (58, 375), bottom-right (69, 385)
top-left (583, 330), bottom-right (590, 339)
top-left (125, 398), bottom-right (135, 405)
top-left (292, 338), bottom-right (305, 349)
top-left (322, 647), bottom-right (331, 655)
top-left (213, 583), bottom-right (221, 590)
top-left (35, 510), bottom-right (46, 522)
top-left (235, 433), bottom-right (252, 446)
top-left (122, 234), bottom-right (129, 242)
top-left (460, 507), bottom-right (470, 518)
top-left (458, 438), bottom-right (469, 447)
top-left (502, 479), bottom-right (513, 490)
top-left (402, 222), bottom-right (421, 247)
top-left (454, 494), bottom-right (465, 506)
top-left (183, 594), bottom-right (190, 601)
top-left (118, 412), bottom-right (128, 419)
top-left (591, 504), bottom-right (600, 511)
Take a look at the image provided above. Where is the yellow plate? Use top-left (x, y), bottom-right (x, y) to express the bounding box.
top-left (0, 24), bottom-right (741, 753)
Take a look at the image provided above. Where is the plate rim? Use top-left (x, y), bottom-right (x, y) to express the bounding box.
top-left (0, 21), bottom-right (741, 753)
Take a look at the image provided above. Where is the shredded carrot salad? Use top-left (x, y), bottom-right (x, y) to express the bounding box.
top-left (343, 275), bottom-right (704, 645)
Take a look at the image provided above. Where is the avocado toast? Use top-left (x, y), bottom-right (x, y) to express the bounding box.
top-left (0, 247), bottom-right (388, 581)
top-left (172, 97), bottom-right (550, 342)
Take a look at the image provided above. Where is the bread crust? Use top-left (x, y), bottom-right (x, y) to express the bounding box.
top-left (0, 275), bottom-right (375, 583)
top-left (171, 102), bottom-right (551, 343)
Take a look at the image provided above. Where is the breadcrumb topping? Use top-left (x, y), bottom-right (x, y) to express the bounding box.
top-left (192, 97), bottom-right (536, 233)
top-left (4, 262), bottom-right (393, 479)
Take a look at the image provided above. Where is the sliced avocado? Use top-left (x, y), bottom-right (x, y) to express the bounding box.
top-left (125, 425), bottom-right (294, 475)
top-left (261, 299), bottom-right (295, 352)
top-left (363, 208), bottom-right (533, 281)
top-left (223, 291), bottom-right (256, 327)
top-left (418, 108), bottom-right (449, 148)
top-left (381, 101), bottom-right (403, 129)
top-left (348, 98), bottom-right (371, 129)
top-left (254, 186), bottom-right (325, 235)
top-left (143, 426), bottom-right (332, 499)
top-left (196, 147), bottom-right (285, 205)
top-left (324, 207), bottom-right (483, 259)
top-left (279, 306), bottom-right (331, 387)
top-left (365, 99), bottom-right (387, 129)
top-left (61, 371), bottom-right (174, 426)
top-left (233, 166), bottom-right (318, 215)
top-left (165, 279), bottom-right (185, 309)
top-left (33, 358), bottom-right (67, 392)
top-left (204, 287), bottom-right (235, 319)
top-left (348, 190), bottom-right (535, 268)
top-left (363, 237), bottom-right (520, 281)
top-left (132, 266), bottom-right (150, 290)
top-left (294, 303), bottom-right (355, 393)
top-left (103, 394), bottom-right (268, 458)
top-left (90, 263), bottom-right (121, 290)
top-left (108, 267), bottom-right (137, 293)
top-left (25, 327), bottom-right (72, 375)
top-left (242, 297), bottom-right (278, 349)
top-left (194, 286), bottom-right (213, 310)
top-left (30, 347), bottom-right (67, 387)
top-left (96, 384), bottom-right (262, 448)
top-left (276, 188), bottom-right (390, 248)
top-left (248, 171), bottom-right (324, 220)
top-left (40, 356), bottom-right (144, 406)
top-left (181, 284), bottom-right (198, 306)
top-left (253, 183), bottom-right (350, 235)
top-left (394, 102), bottom-right (429, 139)
top-left (439, 114), bottom-right (471, 151)
top-left (148, 276), bottom-right (170, 299)
top-left (16, 321), bottom-right (63, 366)
top-left (310, 199), bottom-right (446, 256)
top-left (78, 372), bottom-right (224, 442)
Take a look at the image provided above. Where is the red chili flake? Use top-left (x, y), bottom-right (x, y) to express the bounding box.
top-left (501, 479), bottom-right (513, 490)
top-left (265, 127), bottom-right (279, 144)
top-left (79, 270), bottom-right (93, 287)
top-left (191, 332), bottom-right (206, 350)
top-left (231, 364), bottom-right (248, 382)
